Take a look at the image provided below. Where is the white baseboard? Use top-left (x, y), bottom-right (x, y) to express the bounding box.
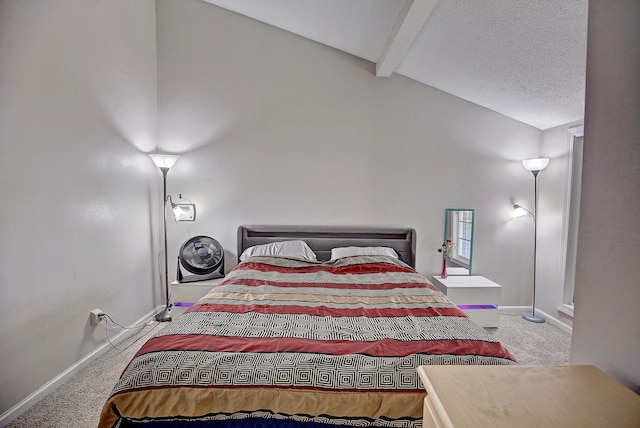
top-left (0, 306), bottom-right (163, 427)
top-left (534, 308), bottom-right (573, 334)
top-left (499, 305), bottom-right (529, 314)
top-left (499, 306), bottom-right (573, 334)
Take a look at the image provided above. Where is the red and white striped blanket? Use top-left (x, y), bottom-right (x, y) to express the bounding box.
top-left (99, 255), bottom-right (516, 428)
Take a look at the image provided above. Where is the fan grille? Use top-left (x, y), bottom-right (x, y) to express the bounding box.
top-left (179, 236), bottom-right (223, 275)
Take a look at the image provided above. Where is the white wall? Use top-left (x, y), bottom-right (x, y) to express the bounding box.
top-left (0, 0), bottom-right (158, 415)
top-left (571, 0), bottom-right (640, 390)
top-left (156, 0), bottom-right (543, 306)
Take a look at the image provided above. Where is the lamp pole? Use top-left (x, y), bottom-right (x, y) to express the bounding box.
top-left (156, 167), bottom-right (172, 322)
top-left (521, 158), bottom-right (548, 324)
top-left (149, 154), bottom-right (180, 323)
top-left (522, 170), bottom-right (545, 322)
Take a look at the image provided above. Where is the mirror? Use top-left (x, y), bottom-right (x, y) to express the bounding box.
top-left (444, 209), bottom-right (474, 275)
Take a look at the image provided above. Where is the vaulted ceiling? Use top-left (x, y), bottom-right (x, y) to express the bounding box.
top-left (201, 0), bottom-right (588, 130)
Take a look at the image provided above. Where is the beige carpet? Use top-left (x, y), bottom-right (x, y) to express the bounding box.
top-left (485, 312), bottom-right (571, 365)
top-left (6, 311), bottom-right (571, 428)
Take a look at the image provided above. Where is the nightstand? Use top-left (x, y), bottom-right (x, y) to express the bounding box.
top-left (170, 278), bottom-right (224, 316)
top-left (431, 275), bottom-right (501, 327)
top-left (416, 365), bottom-right (640, 428)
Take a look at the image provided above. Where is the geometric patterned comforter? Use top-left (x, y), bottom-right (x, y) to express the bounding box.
top-left (98, 255), bottom-right (516, 428)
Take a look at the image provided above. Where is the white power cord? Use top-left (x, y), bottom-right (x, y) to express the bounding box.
top-left (99, 312), bottom-right (158, 351)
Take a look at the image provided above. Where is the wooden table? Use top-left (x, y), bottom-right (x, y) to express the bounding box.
top-left (416, 365), bottom-right (640, 427)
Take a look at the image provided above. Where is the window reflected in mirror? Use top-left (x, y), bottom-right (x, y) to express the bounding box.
top-left (444, 209), bottom-right (474, 275)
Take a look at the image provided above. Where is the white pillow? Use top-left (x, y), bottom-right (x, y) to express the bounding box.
top-left (239, 240), bottom-right (318, 262)
top-left (330, 246), bottom-right (399, 260)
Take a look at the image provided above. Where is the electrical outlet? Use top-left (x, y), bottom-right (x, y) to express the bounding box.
top-left (90, 308), bottom-right (104, 327)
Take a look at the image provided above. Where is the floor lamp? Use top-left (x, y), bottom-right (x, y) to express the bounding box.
top-left (519, 157), bottom-right (549, 323)
top-left (149, 154), bottom-right (180, 322)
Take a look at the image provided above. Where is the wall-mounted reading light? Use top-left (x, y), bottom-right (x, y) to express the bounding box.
top-left (512, 203), bottom-right (532, 219)
top-left (169, 195), bottom-right (196, 222)
top-left (172, 203), bottom-right (196, 221)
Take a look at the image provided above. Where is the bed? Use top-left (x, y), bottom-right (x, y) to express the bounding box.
top-left (99, 225), bottom-right (516, 428)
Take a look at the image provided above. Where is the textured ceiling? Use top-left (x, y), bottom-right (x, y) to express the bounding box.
top-left (202, 0), bottom-right (588, 130)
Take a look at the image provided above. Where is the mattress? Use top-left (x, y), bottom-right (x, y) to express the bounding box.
top-left (99, 254), bottom-right (516, 428)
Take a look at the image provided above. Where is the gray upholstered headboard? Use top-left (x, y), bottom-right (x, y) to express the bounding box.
top-left (237, 225), bottom-right (416, 268)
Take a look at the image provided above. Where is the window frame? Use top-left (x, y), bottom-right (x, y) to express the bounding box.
top-left (558, 125), bottom-right (584, 317)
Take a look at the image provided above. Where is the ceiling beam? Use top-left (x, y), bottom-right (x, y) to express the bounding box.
top-left (376, 0), bottom-right (439, 77)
